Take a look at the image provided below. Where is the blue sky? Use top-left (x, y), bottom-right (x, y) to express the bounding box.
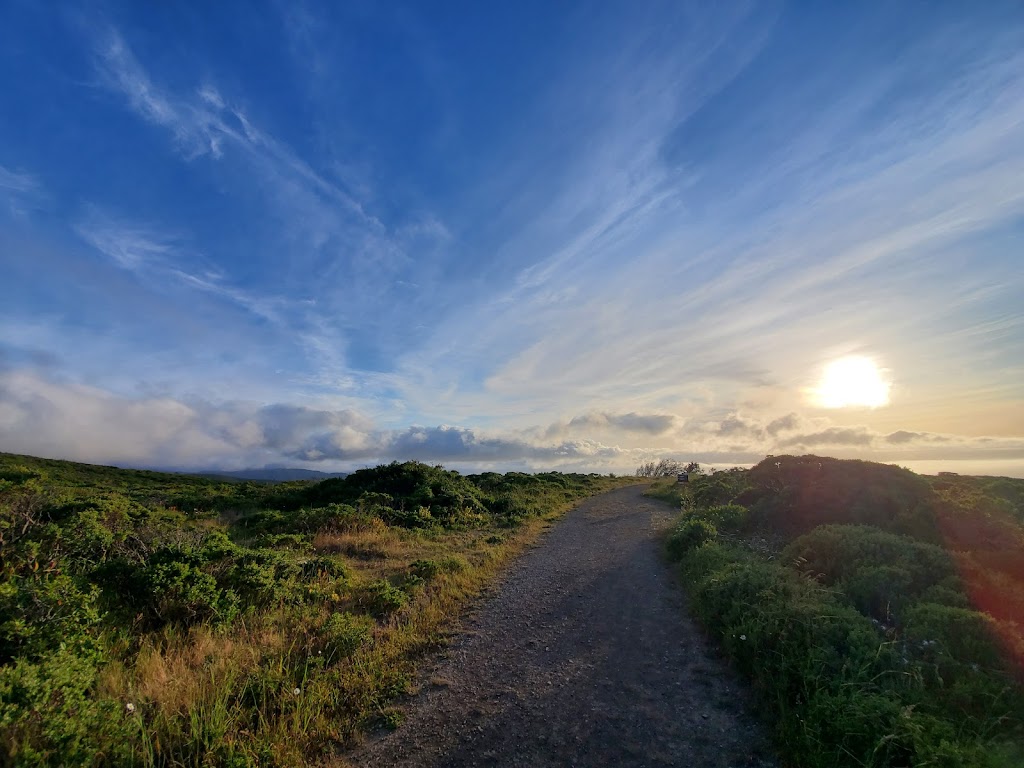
top-left (2, 0), bottom-right (1023, 475)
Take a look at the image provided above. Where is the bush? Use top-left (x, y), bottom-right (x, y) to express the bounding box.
top-left (301, 462), bottom-right (489, 525)
top-left (489, 492), bottom-right (533, 520)
top-left (783, 525), bottom-right (957, 619)
top-left (744, 455), bottom-right (936, 537)
top-left (224, 550), bottom-right (297, 609)
top-left (320, 613), bottom-right (374, 662)
top-left (675, 539), bottom-right (1023, 767)
top-left (0, 573), bottom-right (103, 663)
top-left (409, 557), bottom-right (467, 580)
top-left (0, 650), bottom-right (130, 765)
top-left (359, 580), bottom-right (408, 615)
top-left (700, 503), bottom-right (748, 531)
top-left (666, 518), bottom-right (717, 559)
top-left (142, 559), bottom-right (239, 627)
top-left (839, 565), bottom-right (914, 621)
top-left (252, 532), bottom-right (309, 549)
top-left (300, 556), bottom-right (349, 581)
top-left (903, 602), bottom-right (1006, 671)
top-left (691, 472), bottom-right (747, 508)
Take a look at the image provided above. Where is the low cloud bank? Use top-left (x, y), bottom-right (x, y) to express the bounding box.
top-left (1, 369), bottom-right (1022, 475)
top-left (0, 369), bottom-right (635, 470)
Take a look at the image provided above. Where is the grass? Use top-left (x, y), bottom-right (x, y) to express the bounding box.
top-left (0, 452), bottom-right (636, 766)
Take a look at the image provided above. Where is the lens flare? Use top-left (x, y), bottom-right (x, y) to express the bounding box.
top-left (812, 356), bottom-right (890, 408)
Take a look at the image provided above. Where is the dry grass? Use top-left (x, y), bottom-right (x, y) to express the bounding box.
top-left (70, 478), bottom-right (639, 765)
top-left (86, 505), bottom-right (583, 766)
top-left (314, 529), bottom-right (392, 561)
top-left (99, 627), bottom-right (251, 718)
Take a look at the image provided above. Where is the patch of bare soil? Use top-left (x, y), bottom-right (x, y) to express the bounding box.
top-left (348, 485), bottom-right (777, 767)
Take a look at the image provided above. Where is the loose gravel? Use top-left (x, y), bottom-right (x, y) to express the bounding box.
top-left (348, 485), bottom-right (777, 767)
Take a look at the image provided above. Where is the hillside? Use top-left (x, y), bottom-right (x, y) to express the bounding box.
top-left (0, 451), bottom-right (632, 765)
top-left (202, 468), bottom-right (351, 483)
top-left (652, 455), bottom-right (1024, 767)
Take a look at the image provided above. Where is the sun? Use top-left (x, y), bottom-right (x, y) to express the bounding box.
top-left (812, 356), bottom-right (890, 408)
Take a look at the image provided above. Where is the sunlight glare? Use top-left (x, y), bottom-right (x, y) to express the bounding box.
top-left (812, 356), bottom-right (890, 408)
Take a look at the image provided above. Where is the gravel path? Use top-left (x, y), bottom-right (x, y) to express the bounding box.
top-left (349, 485), bottom-right (777, 767)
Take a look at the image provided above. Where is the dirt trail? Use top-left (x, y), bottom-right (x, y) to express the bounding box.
top-left (350, 485), bottom-right (777, 767)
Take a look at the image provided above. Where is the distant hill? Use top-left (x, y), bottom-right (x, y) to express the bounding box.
top-left (201, 467), bottom-right (350, 482)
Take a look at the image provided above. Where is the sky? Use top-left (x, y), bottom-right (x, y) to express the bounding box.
top-left (1, 1), bottom-right (1023, 477)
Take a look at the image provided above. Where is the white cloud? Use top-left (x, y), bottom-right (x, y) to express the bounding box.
top-left (1, 369), bottom-right (1022, 475)
top-left (0, 165), bottom-right (39, 195)
top-left (75, 214), bottom-right (179, 271)
top-left (0, 164), bottom-right (43, 216)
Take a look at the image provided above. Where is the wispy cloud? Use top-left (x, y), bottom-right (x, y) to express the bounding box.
top-left (392, 13), bottom-right (1024, 439)
top-left (75, 213), bottom-right (180, 271)
top-left (91, 26), bottom-right (376, 225)
top-left (87, 25), bottom-right (454, 380)
top-left (0, 164), bottom-right (43, 216)
top-left (73, 209), bottom-right (287, 323)
top-left (0, 165), bottom-right (39, 195)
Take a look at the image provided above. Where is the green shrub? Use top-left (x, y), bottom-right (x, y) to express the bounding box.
top-left (0, 650), bottom-right (130, 765)
top-left (0, 572), bottom-right (104, 663)
top-left (382, 505), bottom-right (437, 529)
top-left (691, 472), bottom-right (747, 508)
top-left (252, 532), bottom-right (309, 549)
top-left (783, 525), bottom-right (956, 619)
top-left (903, 602), bottom-right (1006, 672)
top-left (744, 455), bottom-right (936, 537)
top-left (359, 580), bottom-right (408, 615)
top-left (679, 540), bottom-right (756, 582)
top-left (218, 548), bottom-right (307, 609)
top-left (789, 690), bottom-right (910, 768)
top-left (301, 462), bottom-right (488, 525)
top-left (300, 556), bottom-right (349, 581)
top-left (700, 503), bottom-right (748, 531)
top-left (919, 584), bottom-right (972, 609)
top-left (839, 564), bottom-right (914, 621)
top-left (200, 529), bottom-right (239, 559)
top-left (666, 518), bottom-right (717, 559)
top-left (489, 492), bottom-right (533, 520)
top-left (675, 539), bottom-right (1023, 767)
top-left (409, 557), bottom-right (467, 580)
top-left (142, 560), bottom-right (239, 627)
top-left (321, 613), bottom-right (374, 662)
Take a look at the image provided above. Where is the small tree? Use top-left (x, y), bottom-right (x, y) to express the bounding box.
top-left (635, 459), bottom-right (686, 478)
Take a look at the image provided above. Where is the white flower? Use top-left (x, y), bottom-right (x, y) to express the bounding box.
top-left (739, 635), bottom-right (747, 641)
top-left (292, 687), bottom-right (301, 696)
top-left (125, 702), bottom-right (136, 713)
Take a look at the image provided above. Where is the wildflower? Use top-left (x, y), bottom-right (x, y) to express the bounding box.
top-left (292, 687), bottom-right (301, 696)
top-left (125, 702), bottom-right (136, 713)
top-left (739, 635), bottom-right (747, 641)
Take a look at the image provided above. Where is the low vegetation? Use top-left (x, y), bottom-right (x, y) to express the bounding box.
top-left (0, 452), bottom-right (632, 766)
top-left (651, 455), bottom-right (1024, 767)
